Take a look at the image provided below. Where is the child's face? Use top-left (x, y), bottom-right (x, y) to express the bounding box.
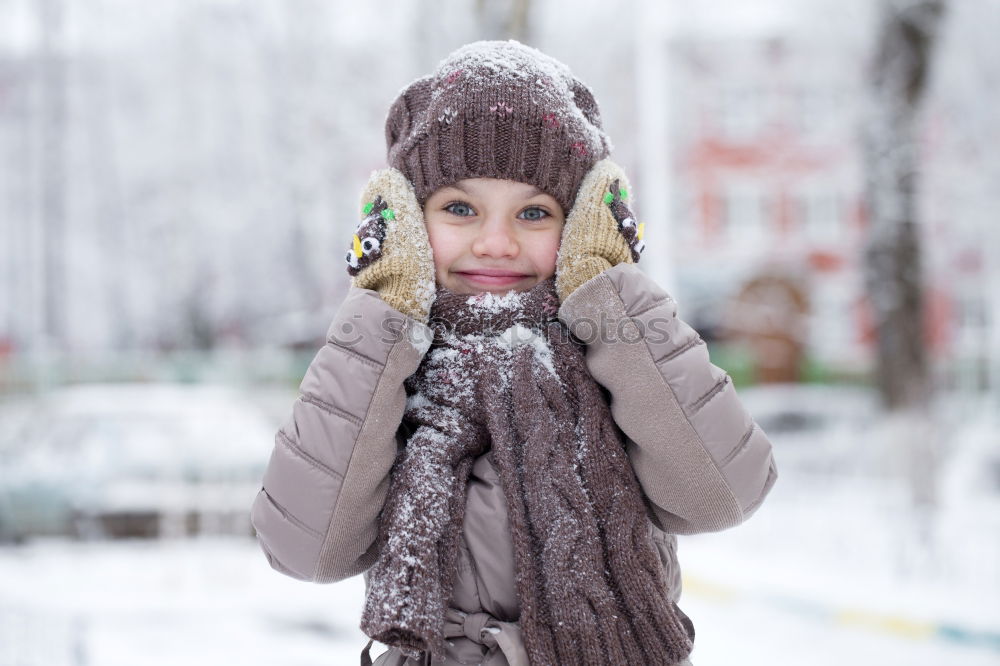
top-left (423, 178), bottom-right (565, 294)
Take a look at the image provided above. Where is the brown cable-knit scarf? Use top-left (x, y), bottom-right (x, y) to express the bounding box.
top-left (360, 276), bottom-right (695, 664)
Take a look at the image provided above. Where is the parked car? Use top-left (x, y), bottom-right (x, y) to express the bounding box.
top-left (0, 382), bottom-right (277, 542)
top-left (736, 383), bottom-right (880, 475)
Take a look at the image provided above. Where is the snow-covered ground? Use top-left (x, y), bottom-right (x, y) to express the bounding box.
top-left (1, 474), bottom-right (997, 665)
top-left (679, 472), bottom-right (1000, 665)
top-left (1, 385), bottom-right (998, 665)
top-left (0, 536), bottom-right (369, 666)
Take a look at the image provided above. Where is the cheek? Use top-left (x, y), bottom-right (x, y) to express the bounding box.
top-left (532, 228), bottom-right (564, 277)
top-left (425, 223), bottom-right (462, 272)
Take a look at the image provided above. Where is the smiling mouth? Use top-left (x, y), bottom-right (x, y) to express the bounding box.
top-left (455, 270), bottom-right (531, 286)
top-left (458, 270), bottom-right (530, 278)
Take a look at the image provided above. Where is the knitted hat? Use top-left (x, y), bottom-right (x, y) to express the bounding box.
top-left (385, 40), bottom-right (612, 214)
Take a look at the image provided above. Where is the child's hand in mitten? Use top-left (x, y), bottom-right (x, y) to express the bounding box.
top-left (345, 168), bottom-right (437, 323)
top-left (554, 159), bottom-right (645, 303)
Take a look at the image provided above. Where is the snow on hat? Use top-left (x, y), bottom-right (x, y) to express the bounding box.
top-left (384, 40), bottom-right (612, 215)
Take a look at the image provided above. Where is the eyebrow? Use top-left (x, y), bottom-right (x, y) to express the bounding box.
top-left (449, 182), bottom-right (547, 198)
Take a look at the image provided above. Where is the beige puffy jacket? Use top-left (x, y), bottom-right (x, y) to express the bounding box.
top-left (250, 263), bottom-right (778, 665)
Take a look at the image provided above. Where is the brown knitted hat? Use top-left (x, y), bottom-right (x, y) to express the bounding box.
top-left (385, 40), bottom-right (612, 214)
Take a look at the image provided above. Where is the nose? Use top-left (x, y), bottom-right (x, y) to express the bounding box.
top-left (470, 216), bottom-right (519, 259)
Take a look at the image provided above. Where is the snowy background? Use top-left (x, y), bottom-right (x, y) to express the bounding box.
top-left (2, 0), bottom-right (1000, 664)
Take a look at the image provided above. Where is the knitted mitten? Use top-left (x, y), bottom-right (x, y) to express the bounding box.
top-left (345, 168), bottom-right (437, 323)
top-left (555, 159), bottom-right (645, 302)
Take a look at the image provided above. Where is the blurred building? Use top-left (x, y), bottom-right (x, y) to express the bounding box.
top-left (663, 13), bottom-right (958, 381)
top-left (663, 28), bottom-right (869, 376)
top-left (1, 0), bottom-right (994, 390)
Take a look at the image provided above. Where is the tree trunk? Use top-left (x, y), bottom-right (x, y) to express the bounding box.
top-left (863, 0), bottom-right (946, 518)
top-left (38, 0), bottom-right (68, 354)
top-left (863, 0), bottom-right (945, 413)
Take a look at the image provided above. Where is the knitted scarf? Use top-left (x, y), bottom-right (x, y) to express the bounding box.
top-left (360, 277), bottom-right (695, 664)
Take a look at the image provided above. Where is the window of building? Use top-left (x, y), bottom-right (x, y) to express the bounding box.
top-left (795, 186), bottom-right (842, 241)
top-left (719, 182), bottom-right (770, 244)
top-left (717, 84), bottom-right (762, 141)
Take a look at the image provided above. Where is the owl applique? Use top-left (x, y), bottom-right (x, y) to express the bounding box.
top-left (346, 195), bottom-right (392, 276)
top-left (605, 179), bottom-right (645, 263)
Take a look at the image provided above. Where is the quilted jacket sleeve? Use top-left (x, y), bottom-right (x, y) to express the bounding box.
top-left (250, 286), bottom-right (431, 583)
top-left (557, 263), bottom-right (778, 535)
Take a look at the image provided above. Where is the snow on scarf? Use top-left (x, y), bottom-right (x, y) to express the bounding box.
top-left (360, 276), bottom-right (695, 664)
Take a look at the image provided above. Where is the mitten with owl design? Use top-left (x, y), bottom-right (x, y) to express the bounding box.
top-left (345, 168), bottom-right (437, 323)
top-left (555, 159), bottom-right (646, 303)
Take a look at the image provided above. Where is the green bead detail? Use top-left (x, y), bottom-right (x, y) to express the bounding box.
top-left (381, 208), bottom-right (395, 220)
top-left (363, 201), bottom-right (374, 215)
top-left (603, 192), bottom-right (614, 204)
top-left (619, 188), bottom-right (628, 200)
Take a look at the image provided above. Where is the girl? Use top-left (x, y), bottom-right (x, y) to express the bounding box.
top-left (251, 40), bottom-right (777, 666)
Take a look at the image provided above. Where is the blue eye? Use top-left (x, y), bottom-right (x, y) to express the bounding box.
top-left (445, 202), bottom-right (474, 216)
top-left (519, 207), bottom-right (548, 221)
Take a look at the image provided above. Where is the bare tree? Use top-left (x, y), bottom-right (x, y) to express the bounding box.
top-left (862, 0), bottom-right (945, 413)
top-left (863, 0), bottom-right (947, 526)
top-left (37, 0), bottom-right (68, 352)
